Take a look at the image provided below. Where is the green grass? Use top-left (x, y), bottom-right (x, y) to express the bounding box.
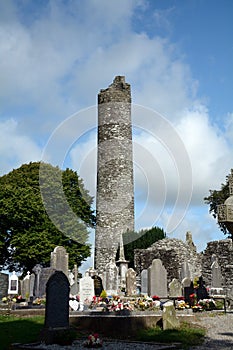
top-left (136, 322), bottom-right (206, 349)
top-left (0, 315), bottom-right (44, 350)
top-left (0, 316), bottom-right (206, 350)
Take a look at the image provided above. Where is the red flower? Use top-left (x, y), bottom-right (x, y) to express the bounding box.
top-left (152, 295), bottom-right (160, 301)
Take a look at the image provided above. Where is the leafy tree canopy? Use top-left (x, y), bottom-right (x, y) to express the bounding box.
top-left (0, 162), bottom-right (95, 275)
top-left (204, 174), bottom-right (230, 236)
top-left (117, 226), bottom-right (166, 268)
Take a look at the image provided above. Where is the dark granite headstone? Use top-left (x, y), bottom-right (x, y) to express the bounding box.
top-left (184, 281), bottom-right (194, 305)
top-left (92, 275), bottom-right (103, 296)
top-left (45, 271), bottom-right (70, 329)
top-left (196, 276), bottom-right (209, 301)
top-left (0, 273), bottom-right (8, 299)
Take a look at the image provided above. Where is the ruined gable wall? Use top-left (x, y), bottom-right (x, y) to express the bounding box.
top-left (134, 238), bottom-right (201, 284)
top-left (201, 239), bottom-right (233, 290)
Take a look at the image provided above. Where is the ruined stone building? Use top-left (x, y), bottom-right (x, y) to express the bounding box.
top-left (134, 232), bottom-right (202, 284)
top-left (95, 76), bottom-right (135, 273)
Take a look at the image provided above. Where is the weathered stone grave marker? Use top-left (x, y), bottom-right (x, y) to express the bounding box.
top-left (51, 246), bottom-right (69, 277)
top-left (162, 301), bottom-right (180, 330)
top-left (105, 258), bottom-right (118, 295)
top-left (141, 269), bottom-right (148, 295)
top-left (148, 259), bottom-right (167, 297)
top-left (126, 268), bottom-right (136, 296)
top-left (169, 278), bottom-right (182, 297)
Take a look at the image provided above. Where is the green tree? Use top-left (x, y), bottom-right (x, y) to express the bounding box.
top-left (204, 175), bottom-right (230, 236)
top-left (0, 162), bottom-right (95, 274)
top-left (118, 227), bottom-right (166, 268)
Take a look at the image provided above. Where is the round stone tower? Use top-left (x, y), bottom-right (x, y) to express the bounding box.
top-left (95, 76), bottom-right (135, 273)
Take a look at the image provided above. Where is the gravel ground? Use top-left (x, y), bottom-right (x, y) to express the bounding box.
top-left (189, 312), bottom-right (233, 350)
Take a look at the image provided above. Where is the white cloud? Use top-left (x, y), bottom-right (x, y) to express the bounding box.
top-left (0, 119), bottom-right (42, 175)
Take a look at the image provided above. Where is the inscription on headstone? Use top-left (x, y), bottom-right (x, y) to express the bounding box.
top-left (79, 273), bottom-right (95, 304)
top-left (8, 271), bottom-right (18, 295)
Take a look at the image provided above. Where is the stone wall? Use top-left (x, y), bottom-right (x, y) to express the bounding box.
top-left (201, 239), bottom-right (233, 292)
top-left (134, 237), bottom-right (201, 284)
top-left (95, 76), bottom-right (134, 273)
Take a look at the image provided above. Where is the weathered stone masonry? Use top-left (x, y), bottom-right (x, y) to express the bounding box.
top-left (95, 76), bottom-right (135, 273)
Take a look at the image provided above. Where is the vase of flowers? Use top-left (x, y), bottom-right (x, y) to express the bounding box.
top-left (83, 333), bottom-right (103, 348)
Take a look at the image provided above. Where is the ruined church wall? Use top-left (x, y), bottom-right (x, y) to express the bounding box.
top-left (134, 238), bottom-right (201, 284)
top-left (201, 239), bottom-right (233, 291)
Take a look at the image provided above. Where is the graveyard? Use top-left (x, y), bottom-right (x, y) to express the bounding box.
top-left (1, 77), bottom-right (233, 349)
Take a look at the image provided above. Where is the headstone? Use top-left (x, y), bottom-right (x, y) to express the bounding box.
top-left (141, 269), bottom-right (148, 295)
top-left (126, 268), bottom-right (137, 296)
top-left (50, 246), bottom-right (69, 277)
top-left (86, 267), bottom-right (96, 277)
top-left (0, 273), bottom-right (8, 299)
top-left (92, 275), bottom-right (103, 297)
top-left (211, 254), bottom-right (223, 288)
top-left (182, 277), bottom-right (194, 304)
top-left (196, 276), bottom-right (209, 301)
top-left (42, 271), bottom-right (70, 345)
top-left (39, 267), bottom-right (56, 298)
top-left (29, 273), bottom-right (35, 299)
top-left (32, 264), bottom-right (42, 298)
top-left (180, 261), bottom-right (191, 280)
top-left (21, 272), bottom-right (31, 300)
top-left (8, 271), bottom-right (18, 295)
top-left (169, 278), bottom-right (182, 297)
top-left (79, 273), bottom-right (95, 304)
top-left (162, 301), bottom-right (180, 330)
top-left (70, 265), bottom-right (79, 296)
top-left (148, 259), bottom-right (168, 297)
top-left (105, 258), bottom-right (119, 295)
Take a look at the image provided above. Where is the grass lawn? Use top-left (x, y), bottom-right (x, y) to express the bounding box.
top-left (0, 315), bottom-right (205, 350)
top-left (0, 315), bottom-right (44, 350)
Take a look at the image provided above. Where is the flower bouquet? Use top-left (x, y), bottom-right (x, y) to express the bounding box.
top-left (83, 333), bottom-right (103, 348)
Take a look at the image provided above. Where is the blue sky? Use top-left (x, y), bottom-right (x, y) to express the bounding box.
top-left (0, 0), bottom-right (233, 271)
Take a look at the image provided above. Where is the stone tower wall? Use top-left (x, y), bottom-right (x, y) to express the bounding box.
top-left (95, 76), bottom-right (135, 273)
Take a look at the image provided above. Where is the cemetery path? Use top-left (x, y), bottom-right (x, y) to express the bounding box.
top-left (190, 312), bottom-right (233, 350)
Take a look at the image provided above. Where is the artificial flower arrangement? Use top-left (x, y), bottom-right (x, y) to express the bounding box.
top-left (83, 333), bottom-right (103, 348)
top-left (176, 298), bottom-right (190, 310)
top-left (1, 296), bottom-right (17, 303)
